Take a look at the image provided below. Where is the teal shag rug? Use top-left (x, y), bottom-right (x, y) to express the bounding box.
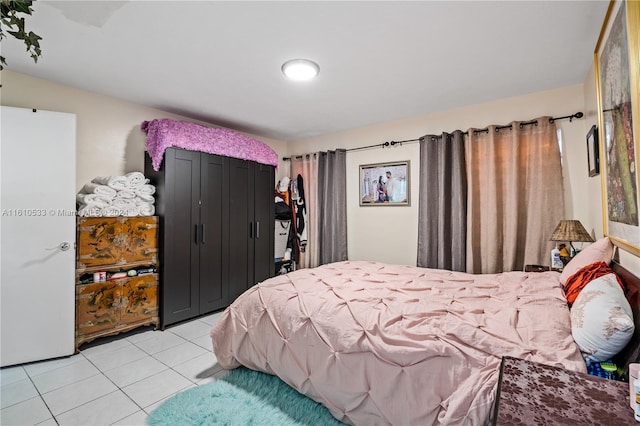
top-left (146, 367), bottom-right (344, 425)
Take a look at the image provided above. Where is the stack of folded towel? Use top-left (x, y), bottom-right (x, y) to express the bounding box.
top-left (77, 172), bottom-right (156, 217)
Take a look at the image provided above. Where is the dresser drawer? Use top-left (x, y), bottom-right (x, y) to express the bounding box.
top-left (76, 216), bottom-right (158, 268)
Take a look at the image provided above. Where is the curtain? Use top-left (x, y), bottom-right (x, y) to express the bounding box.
top-left (318, 150), bottom-right (348, 264)
top-left (290, 154), bottom-right (320, 269)
top-left (466, 118), bottom-right (564, 273)
top-left (417, 131), bottom-right (467, 271)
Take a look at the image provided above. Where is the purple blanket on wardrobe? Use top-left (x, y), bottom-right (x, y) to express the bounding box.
top-left (141, 119), bottom-right (279, 171)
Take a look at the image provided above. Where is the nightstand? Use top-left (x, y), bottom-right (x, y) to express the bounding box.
top-left (524, 264), bottom-right (550, 272)
top-left (491, 356), bottom-right (633, 425)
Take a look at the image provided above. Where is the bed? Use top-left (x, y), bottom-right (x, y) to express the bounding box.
top-left (210, 246), bottom-right (639, 425)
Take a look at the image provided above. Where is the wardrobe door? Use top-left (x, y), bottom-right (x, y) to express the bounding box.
top-left (227, 158), bottom-right (253, 302)
top-left (253, 163), bottom-right (275, 284)
top-left (162, 148), bottom-right (201, 326)
top-left (199, 153), bottom-right (229, 313)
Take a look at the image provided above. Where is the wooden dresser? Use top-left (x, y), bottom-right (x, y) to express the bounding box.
top-left (75, 216), bottom-right (159, 350)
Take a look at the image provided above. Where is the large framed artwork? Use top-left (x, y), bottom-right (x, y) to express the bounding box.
top-left (595, 0), bottom-right (640, 255)
top-left (360, 161), bottom-right (410, 206)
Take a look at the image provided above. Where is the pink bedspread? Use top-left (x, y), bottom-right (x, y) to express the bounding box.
top-left (211, 261), bottom-right (585, 425)
top-left (141, 118), bottom-right (279, 171)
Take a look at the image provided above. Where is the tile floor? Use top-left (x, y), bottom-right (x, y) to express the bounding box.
top-left (0, 311), bottom-right (226, 426)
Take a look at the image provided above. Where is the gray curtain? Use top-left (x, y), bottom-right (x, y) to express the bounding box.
top-left (317, 149), bottom-right (348, 264)
top-left (417, 131), bottom-right (467, 271)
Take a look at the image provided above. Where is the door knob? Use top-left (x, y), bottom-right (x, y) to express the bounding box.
top-left (47, 242), bottom-right (71, 251)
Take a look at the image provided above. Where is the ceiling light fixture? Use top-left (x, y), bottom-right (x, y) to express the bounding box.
top-left (281, 59), bottom-right (319, 81)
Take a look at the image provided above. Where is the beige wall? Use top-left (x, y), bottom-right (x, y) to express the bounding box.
top-left (291, 85), bottom-right (591, 266)
top-left (0, 70), bottom-right (289, 191)
top-left (3, 70), bottom-right (637, 273)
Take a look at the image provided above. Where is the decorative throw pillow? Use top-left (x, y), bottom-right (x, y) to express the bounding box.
top-left (570, 273), bottom-right (634, 364)
top-left (560, 237), bottom-right (614, 285)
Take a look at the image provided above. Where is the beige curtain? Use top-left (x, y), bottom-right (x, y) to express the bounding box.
top-left (466, 118), bottom-right (564, 273)
top-left (290, 154), bottom-right (320, 269)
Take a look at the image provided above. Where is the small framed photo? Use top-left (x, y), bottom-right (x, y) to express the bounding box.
top-left (359, 161), bottom-right (410, 206)
top-left (586, 124), bottom-right (599, 177)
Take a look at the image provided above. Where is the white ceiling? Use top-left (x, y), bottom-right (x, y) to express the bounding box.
top-left (2, 1), bottom-right (609, 141)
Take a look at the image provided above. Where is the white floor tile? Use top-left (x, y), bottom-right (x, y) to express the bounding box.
top-left (142, 384), bottom-right (197, 415)
top-left (172, 352), bottom-right (223, 383)
top-left (2, 315), bottom-right (236, 425)
top-left (198, 311), bottom-right (225, 326)
top-left (55, 390), bottom-right (139, 426)
top-left (79, 337), bottom-right (133, 358)
top-left (110, 409), bottom-right (148, 426)
top-left (132, 330), bottom-right (186, 355)
top-left (30, 358), bottom-right (101, 394)
top-left (0, 365), bottom-right (28, 386)
top-left (190, 333), bottom-right (214, 350)
top-left (152, 341), bottom-right (208, 367)
top-left (122, 369), bottom-right (192, 408)
top-left (0, 378), bottom-right (39, 409)
top-left (167, 320), bottom-right (212, 340)
top-left (0, 396), bottom-right (52, 425)
top-left (103, 356), bottom-right (167, 388)
top-left (84, 344), bottom-right (149, 372)
top-left (125, 329), bottom-right (158, 344)
top-left (197, 368), bottom-right (228, 385)
top-left (42, 374), bottom-right (118, 416)
top-left (23, 354), bottom-right (84, 378)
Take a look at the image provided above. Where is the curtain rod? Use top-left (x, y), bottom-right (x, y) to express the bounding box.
top-left (282, 112), bottom-right (583, 161)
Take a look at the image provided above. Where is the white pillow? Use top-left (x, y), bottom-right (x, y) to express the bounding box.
top-left (570, 273), bottom-right (634, 364)
top-left (560, 237), bottom-right (614, 285)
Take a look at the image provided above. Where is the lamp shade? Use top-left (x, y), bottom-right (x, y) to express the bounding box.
top-left (550, 220), bottom-right (595, 242)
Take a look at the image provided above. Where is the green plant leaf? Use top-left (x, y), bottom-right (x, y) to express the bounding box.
top-left (0, 0), bottom-right (43, 66)
top-left (7, 1), bottom-right (33, 15)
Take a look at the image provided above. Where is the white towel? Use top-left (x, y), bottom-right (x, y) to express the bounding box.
top-left (92, 176), bottom-right (128, 191)
top-left (137, 204), bottom-right (155, 216)
top-left (135, 184), bottom-right (156, 196)
top-left (116, 190), bottom-right (136, 199)
top-left (126, 172), bottom-right (148, 188)
top-left (135, 193), bottom-right (155, 204)
top-left (76, 193), bottom-right (113, 205)
top-left (100, 206), bottom-right (121, 217)
top-left (111, 198), bottom-right (136, 209)
top-left (77, 204), bottom-right (103, 217)
top-left (82, 182), bottom-right (117, 199)
top-left (123, 206), bottom-right (140, 217)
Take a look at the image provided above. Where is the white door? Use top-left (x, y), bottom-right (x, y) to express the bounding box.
top-left (1, 106), bottom-right (76, 367)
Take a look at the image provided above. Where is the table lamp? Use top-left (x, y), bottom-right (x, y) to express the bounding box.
top-left (550, 220), bottom-right (595, 258)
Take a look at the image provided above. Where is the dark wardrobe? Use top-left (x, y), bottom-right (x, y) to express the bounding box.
top-left (145, 147), bottom-right (274, 327)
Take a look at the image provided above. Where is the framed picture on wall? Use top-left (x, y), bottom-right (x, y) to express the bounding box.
top-left (587, 125), bottom-right (599, 177)
top-left (359, 161), bottom-right (410, 206)
top-left (594, 0), bottom-right (640, 255)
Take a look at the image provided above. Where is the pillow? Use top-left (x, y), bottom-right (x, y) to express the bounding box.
top-left (560, 237), bottom-right (614, 285)
top-left (570, 273), bottom-right (634, 364)
top-left (563, 261), bottom-right (622, 306)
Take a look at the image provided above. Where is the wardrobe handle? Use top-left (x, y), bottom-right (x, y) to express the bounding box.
top-left (249, 222), bottom-right (253, 239)
top-left (201, 224), bottom-right (206, 244)
top-left (255, 221), bottom-right (260, 239)
top-left (194, 224), bottom-right (199, 244)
